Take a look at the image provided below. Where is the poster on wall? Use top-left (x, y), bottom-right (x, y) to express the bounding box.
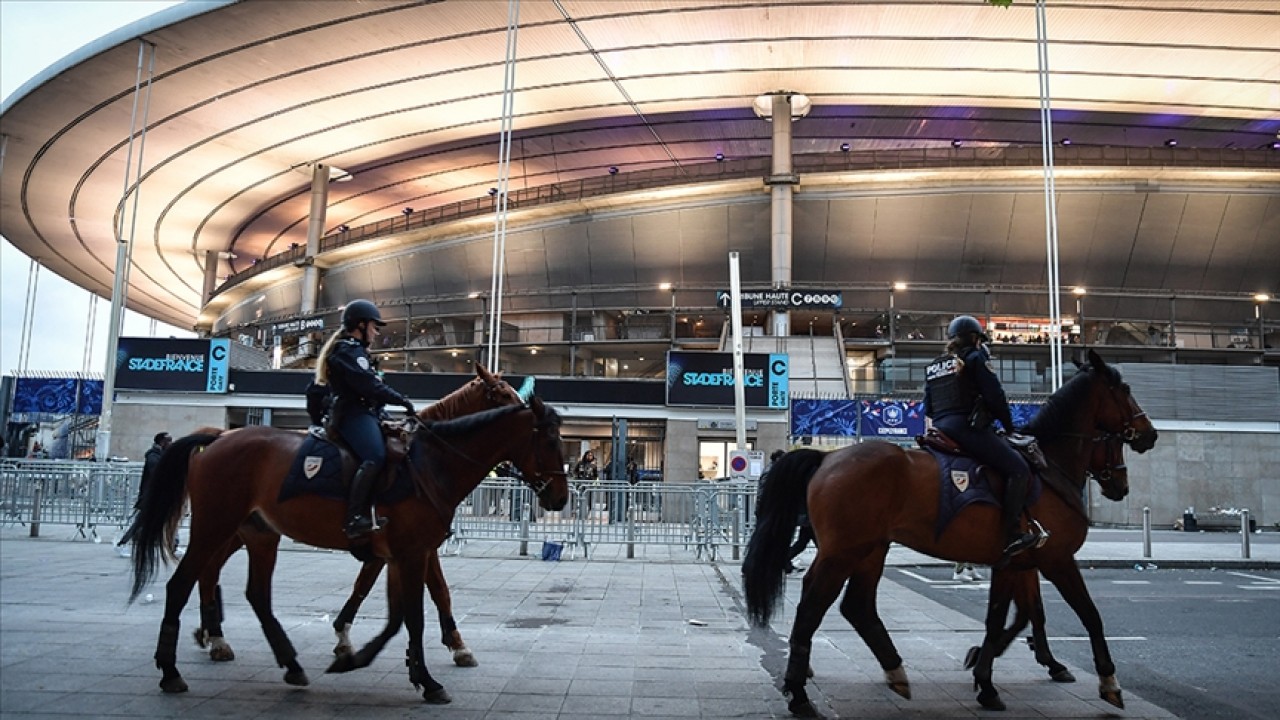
top-left (790, 398), bottom-right (860, 437)
top-left (10, 377), bottom-right (104, 415)
top-left (860, 399), bottom-right (927, 439)
top-left (666, 351), bottom-right (788, 408)
top-left (115, 338), bottom-right (231, 393)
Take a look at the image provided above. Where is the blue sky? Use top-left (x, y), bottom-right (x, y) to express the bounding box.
top-left (1, 0), bottom-right (189, 376)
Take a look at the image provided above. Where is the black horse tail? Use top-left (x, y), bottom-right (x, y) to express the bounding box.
top-left (742, 448), bottom-right (827, 627)
top-left (128, 433), bottom-right (221, 603)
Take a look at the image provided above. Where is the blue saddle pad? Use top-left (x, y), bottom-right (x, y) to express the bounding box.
top-left (925, 448), bottom-right (1044, 540)
top-left (279, 435), bottom-right (414, 506)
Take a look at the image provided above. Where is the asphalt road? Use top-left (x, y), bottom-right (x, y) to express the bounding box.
top-left (890, 565), bottom-right (1280, 720)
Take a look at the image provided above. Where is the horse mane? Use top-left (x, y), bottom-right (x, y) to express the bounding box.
top-left (1022, 362), bottom-right (1122, 440)
top-left (419, 402), bottom-right (529, 437)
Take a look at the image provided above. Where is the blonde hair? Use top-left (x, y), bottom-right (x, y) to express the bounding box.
top-left (313, 330), bottom-right (344, 384)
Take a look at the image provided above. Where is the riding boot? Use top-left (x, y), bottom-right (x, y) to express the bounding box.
top-left (344, 461), bottom-right (388, 539)
top-left (999, 474), bottom-right (1043, 561)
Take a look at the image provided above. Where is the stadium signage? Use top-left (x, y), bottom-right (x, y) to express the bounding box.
top-left (666, 351), bottom-right (789, 408)
top-left (115, 338), bottom-right (231, 393)
top-left (715, 289), bottom-right (843, 309)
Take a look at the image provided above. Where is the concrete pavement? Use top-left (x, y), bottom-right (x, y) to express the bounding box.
top-left (1, 526), bottom-right (1274, 719)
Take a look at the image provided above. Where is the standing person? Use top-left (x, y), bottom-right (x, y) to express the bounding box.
top-left (573, 450), bottom-right (598, 483)
top-left (924, 315), bottom-right (1046, 564)
top-left (138, 432), bottom-right (172, 509)
top-left (318, 299), bottom-right (416, 539)
top-left (117, 431), bottom-right (171, 551)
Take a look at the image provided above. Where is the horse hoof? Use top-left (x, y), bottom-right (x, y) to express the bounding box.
top-left (976, 688), bottom-right (1005, 711)
top-left (787, 698), bottom-right (820, 717)
top-left (885, 666), bottom-right (911, 699)
top-left (159, 675), bottom-right (188, 694)
top-left (1100, 689), bottom-right (1124, 708)
top-left (326, 653), bottom-right (357, 674)
top-left (963, 645), bottom-right (980, 670)
top-left (209, 645), bottom-right (235, 662)
top-left (889, 681), bottom-right (911, 700)
top-left (1049, 667), bottom-right (1076, 683)
top-left (423, 687), bottom-right (452, 704)
top-left (806, 665), bottom-right (814, 678)
top-left (284, 669), bottom-right (309, 686)
top-left (452, 649), bottom-right (478, 667)
top-left (332, 642), bottom-right (354, 657)
top-left (192, 628), bottom-right (208, 649)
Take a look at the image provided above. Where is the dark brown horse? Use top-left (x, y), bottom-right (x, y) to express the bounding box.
top-left (128, 396), bottom-right (568, 703)
top-left (191, 365), bottom-right (522, 667)
top-left (743, 350), bottom-right (1157, 715)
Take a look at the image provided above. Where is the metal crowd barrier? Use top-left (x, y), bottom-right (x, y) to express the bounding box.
top-left (447, 480), bottom-right (758, 561)
top-left (1, 461), bottom-right (761, 561)
top-left (1, 459), bottom-right (142, 540)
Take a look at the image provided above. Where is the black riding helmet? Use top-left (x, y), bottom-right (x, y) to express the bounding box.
top-left (341, 299), bottom-right (386, 330)
top-left (947, 315), bottom-right (988, 342)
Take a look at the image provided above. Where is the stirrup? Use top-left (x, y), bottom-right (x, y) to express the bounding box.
top-left (1029, 519), bottom-right (1050, 548)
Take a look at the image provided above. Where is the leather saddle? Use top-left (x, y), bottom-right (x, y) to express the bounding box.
top-left (916, 428), bottom-right (1048, 473)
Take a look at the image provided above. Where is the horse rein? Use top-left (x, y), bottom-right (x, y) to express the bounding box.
top-left (1087, 381), bottom-right (1148, 482)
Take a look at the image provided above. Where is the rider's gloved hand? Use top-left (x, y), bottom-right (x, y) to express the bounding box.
top-left (401, 400), bottom-right (416, 416)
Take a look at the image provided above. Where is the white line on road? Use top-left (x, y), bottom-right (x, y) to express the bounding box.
top-left (896, 569), bottom-right (942, 584)
top-left (1111, 580), bottom-right (1151, 585)
top-left (1184, 581), bottom-right (1223, 585)
top-left (1046, 636), bottom-right (1146, 641)
top-left (1238, 586), bottom-right (1280, 591)
top-left (1228, 571), bottom-right (1280, 585)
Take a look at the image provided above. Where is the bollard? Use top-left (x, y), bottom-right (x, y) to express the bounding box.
top-left (518, 499), bottom-right (529, 556)
top-left (30, 478), bottom-right (43, 538)
top-left (626, 503), bottom-right (636, 559)
top-left (1241, 509), bottom-right (1251, 559)
top-left (1142, 506), bottom-right (1152, 559)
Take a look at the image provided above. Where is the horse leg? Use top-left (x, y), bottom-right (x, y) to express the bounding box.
top-left (194, 534), bottom-right (243, 662)
top-left (783, 553), bottom-right (854, 717)
top-left (1041, 562), bottom-right (1121, 707)
top-left (155, 523), bottom-right (237, 693)
top-left (837, 546), bottom-right (909, 701)
top-left (425, 549), bottom-right (475, 666)
top-left (963, 570), bottom-right (1032, 671)
top-left (240, 528), bottom-right (308, 687)
top-left (333, 558), bottom-right (384, 656)
top-left (326, 561), bottom-right (405, 674)
top-left (400, 553), bottom-right (451, 704)
top-left (1021, 573), bottom-right (1074, 682)
top-left (972, 569), bottom-right (1018, 710)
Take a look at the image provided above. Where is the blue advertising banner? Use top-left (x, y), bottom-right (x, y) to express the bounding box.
top-left (666, 351), bottom-right (789, 408)
top-left (860, 399), bottom-right (927, 439)
top-left (791, 398), bottom-right (860, 437)
top-left (115, 338), bottom-right (231, 393)
top-left (9, 377), bottom-right (103, 416)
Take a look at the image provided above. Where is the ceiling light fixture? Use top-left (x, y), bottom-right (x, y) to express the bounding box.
top-left (714, 152), bottom-right (725, 162)
top-left (840, 142), bottom-right (851, 152)
top-left (1164, 139), bottom-right (1178, 147)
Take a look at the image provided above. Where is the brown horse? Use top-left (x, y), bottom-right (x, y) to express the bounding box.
top-left (743, 349), bottom-right (1157, 715)
top-left (128, 396), bottom-right (568, 703)
top-left (191, 365), bottom-right (522, 668)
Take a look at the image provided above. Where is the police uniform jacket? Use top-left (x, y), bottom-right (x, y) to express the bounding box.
top-left (325, 337), bottom-right (409, 418)
top-left (924, 343), bottom-right (1016, 432)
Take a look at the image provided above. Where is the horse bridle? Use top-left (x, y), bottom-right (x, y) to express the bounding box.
top-left (1088, 380), bottom-right (1148, 483)
top-left (411, 406), bottom-right (565, 500)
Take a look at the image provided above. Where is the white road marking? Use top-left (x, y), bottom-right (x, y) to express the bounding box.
top-left (1046, 636), bottom-right (1146, 641)
top-left (1239, 586), bottom-right (1280, 591)
top-left (896, 569), bottom-right (942, 584)
top-left (1111, 580), bottom-right (1151, 585)
top-left (1228, 571), bottom-right (1280, 585)
top-left (1183, 581), bottom-right (1223, 585)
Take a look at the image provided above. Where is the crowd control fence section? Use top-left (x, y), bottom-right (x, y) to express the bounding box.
top-left (1, 460), bottom-right (762, 561)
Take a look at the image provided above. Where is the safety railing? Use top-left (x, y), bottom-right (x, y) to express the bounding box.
top-left (0, 461), bottom-right (760, 560)
top-left (1, 459), bottom-right (142, 540)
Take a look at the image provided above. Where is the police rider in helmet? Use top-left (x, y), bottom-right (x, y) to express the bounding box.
top-left (317, 299), bottom-right (416, 539)
top-left (924, 315), bottom-right (1047, 562)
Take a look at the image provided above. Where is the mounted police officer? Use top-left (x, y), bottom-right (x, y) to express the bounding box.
top-left (317, 299), bottom-right (415, 539)
top-left (924, 315), bottom-right (1047, 562)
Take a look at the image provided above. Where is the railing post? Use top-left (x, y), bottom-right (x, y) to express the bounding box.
top-left (518, 490), bottom-right (530, 557)
top-left (1241, 509), bottom-right (1251, 559)
top-left (731, 489), bottom-right (742, 561)
top-left (30, 477), bottom-right (42, 538)
top-left (626, 499), bottom-right (636, 559)
top-left (1142, 506), bottom-right (1152, 559)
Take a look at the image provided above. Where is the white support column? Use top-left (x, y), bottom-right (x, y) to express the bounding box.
top-left (755, 91), bottom-right (809, 338)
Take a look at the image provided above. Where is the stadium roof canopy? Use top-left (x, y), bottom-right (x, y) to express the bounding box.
top-left (1, 0), bottom-right (1277, 332)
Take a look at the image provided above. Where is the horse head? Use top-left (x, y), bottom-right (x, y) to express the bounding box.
top-left (1084, 349), bottom-right (1159, 500)
top-left (512, 396), bottom-right (570, 512)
